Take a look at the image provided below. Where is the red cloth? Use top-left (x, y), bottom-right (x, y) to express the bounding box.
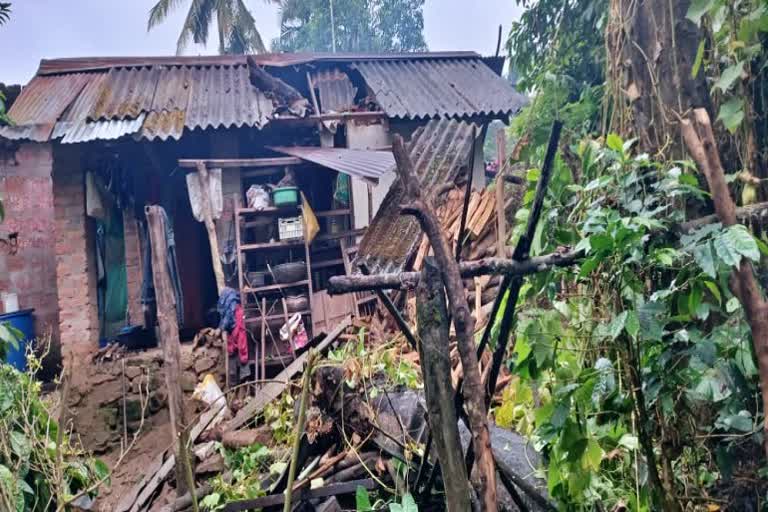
top-left (228, 305), bottom-right (248, 364)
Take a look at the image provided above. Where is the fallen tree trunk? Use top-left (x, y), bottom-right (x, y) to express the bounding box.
top-left (328, 251), bottom-right (580, 294)
top-left (391, 134), bottom-right (498, 511)
top-left (677, 201), bottom-right (768, 233)
top-left (417, 258), bottom-right (471, 511)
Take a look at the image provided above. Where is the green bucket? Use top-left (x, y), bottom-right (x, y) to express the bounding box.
top-left (272, 186), bottom-right (299, 207)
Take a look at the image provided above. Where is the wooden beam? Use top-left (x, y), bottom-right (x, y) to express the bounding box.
top-left (222, 479), bottom-right (375, 511)
top-left (417, 258), bottom-right (471, 511)
top-left (495, 129), bottom-right (507, 256)
top-left (178, 157), bottom-right (303, 169)
top-left (145, 205), bottom-right (191, 497)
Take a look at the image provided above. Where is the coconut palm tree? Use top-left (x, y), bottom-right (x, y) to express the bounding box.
top-left (148, 0), bottom-right (277, 55)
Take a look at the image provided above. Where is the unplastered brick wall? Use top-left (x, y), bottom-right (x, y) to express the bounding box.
top-left (52, 147), bottom-right (99, 366)
top-left (68, 343), bottom-right (225, 453)
top-left (0, 143), bottom-right (61, 374)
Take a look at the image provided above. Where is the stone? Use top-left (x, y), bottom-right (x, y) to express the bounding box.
top-left (124, 366), bottom-right (142, 380)
top-left (149, 391), bottom-right (167, 413)
top-left (123, 398), bottom-right (146, 422)
top-left (98, 407), bottom-right (118, 429)
top-left (181, 371), bottom-right (197, 392)
top-left (194, 355), bottom-right (216, 375)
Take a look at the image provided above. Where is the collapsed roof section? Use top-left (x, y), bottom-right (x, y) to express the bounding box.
top-left (355, 118), bottom-right (478, 274)
top-left (1, 52), bottom-right (526, 144)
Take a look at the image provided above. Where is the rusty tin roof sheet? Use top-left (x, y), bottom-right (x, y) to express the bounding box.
top-left (352, 58), bottom-right (526, 120)
top-left (0, 73), bottom-right (92, 141)
top-left (355, 118), bottom-right (477, 273)
top-left (311, 69), bottom-right (357, 113)
top-left (268, 145), bottom-right (394, 183)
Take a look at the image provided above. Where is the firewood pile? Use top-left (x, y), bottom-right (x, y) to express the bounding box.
top-left (410, 179), bottom-right (525, 328)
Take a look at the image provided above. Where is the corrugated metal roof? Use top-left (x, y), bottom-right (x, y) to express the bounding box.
top-left (352, 58), bottom-right (526, 120)
top-left (268, 145), bottom-right (394, 183)
top-left (60, 115), bottom-right (146, 144)
top-left (355, 119), bottom-right (477, 273)
top-left (0, 73), bottom-right (92, 141)
top-left (311, 69), bottom-right (357, 113)
top-left (36, 52), bottom-right (482, 75)
top-left (89, 67), bottom-right (160, 121)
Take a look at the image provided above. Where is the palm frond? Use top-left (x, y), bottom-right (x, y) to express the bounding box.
top-left (148, 0), bottom-right (187, 31)
top-left (176, 0), bottom-right (216, 54)
top-left (0, 3), bottom-right (11, 26)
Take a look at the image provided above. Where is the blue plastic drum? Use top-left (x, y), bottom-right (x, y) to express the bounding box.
top-left (0, 308), bottom-right (35, 372)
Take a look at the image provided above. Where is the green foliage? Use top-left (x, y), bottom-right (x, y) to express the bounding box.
top-left (0, 3), bottom-right (10, 26)
top-left (147, 0), bottom-right (277, 54)
top-left (496, 133), bottom-right (765, 509)
top-left (203, 443), bottom-right (275, 510)
top-left (0, 363), bottom-right (107, 511)
top-left (263, 392), bottom-right (295, 445)
top-left (273, 0), bottom-right (427, 53)
top-left (686, 0), bottom-right (768, 134)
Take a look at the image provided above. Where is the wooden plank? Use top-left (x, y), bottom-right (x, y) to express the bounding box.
top-left (145, 205), bottom-right (191, 497)
top-left (226, 317), bottom-right (352, 431)
top-left (496, 130), bottom-right (507, 256)
top-left (178, 157), bottom-right (303, 169)
top-left (243, 280), bottom-right (310, 293)
top-left (222, 479), bottom-right (375, 511)
top-left (239, 239), bottom-right (305, 251)
top-left (314, 228), bottom-right (367, 242)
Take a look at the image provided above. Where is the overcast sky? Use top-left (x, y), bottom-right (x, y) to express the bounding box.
top-left (0, 0), bottom-right (523, 85)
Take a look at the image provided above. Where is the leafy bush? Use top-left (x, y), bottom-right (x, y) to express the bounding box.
top-left (0, 359), bottom-right (108, 511)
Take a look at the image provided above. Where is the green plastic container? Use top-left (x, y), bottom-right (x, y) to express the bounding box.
top-left (272, 186), bottom-right (299, 206)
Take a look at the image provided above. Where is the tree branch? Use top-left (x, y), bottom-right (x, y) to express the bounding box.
top-left (328, 251), bottom-right (580, 294)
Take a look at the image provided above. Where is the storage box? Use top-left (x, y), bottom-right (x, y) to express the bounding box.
top-left (278, 216), bottom-right (303, 240)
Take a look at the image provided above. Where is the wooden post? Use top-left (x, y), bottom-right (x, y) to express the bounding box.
top-left (194, 161), bottom-right (226, 293)
top-left (367, 182), bottom-right (374, 225)
top-left (145, 205), bottom-right (192, 497)
top-left (495, 129), bottom-right (507, 257)
top-left (416, 258), bottom-right (471, 511)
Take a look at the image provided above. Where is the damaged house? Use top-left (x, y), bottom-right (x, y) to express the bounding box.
top-left (0, 51), bottom-right (525, 447)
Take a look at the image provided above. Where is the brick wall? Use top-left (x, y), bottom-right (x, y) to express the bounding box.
top-left (123, 211), bottom-right (143, 326)
top-left (52, 147), bottom-right (99, 367)
top-left (0, 143), bottom-right (61, 375)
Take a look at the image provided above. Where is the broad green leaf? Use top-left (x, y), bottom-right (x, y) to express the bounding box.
top-left (703, 281), bottom-right (722, 305)
top-left (356, 486), bottom-right (373, 511)
top-left (694, 242), bottom-right (717, 277)
top-left (713, 62), bottom-right (744, 92)
top-left (724, 225), bottom-right (761, 263)
top-left (618, 434), bottom-right (639, 450)
top-left (717, 97), bottom-right (745, 133)
top-left (686, 0), bottom-right (716, 25)
top-left (714, 230), bottom-right (742, 267)
top-left (691, 39), bottom-right (706, 78)
top-left (608, 311), bottom-right (628, 340)
top-left (582, 438), bottom-right (603, 471)
top-left (10, 431), bottom-right (31, 459)
top-left (719, 412), bottom-right (753, 433)
top-left (606, 133), bottom-right (624, 153)
top-left (726, 297), bottom-right (741, 313)
top-left (625, 311), bottom-right (640, 338)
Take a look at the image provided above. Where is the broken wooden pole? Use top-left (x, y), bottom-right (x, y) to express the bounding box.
top-left (456, 126), bottom-right (477, 260)
top-left (193, 162), bottom-right (226, 293)
top-left (495, 128), bottom-right (507, 257)
top-left (145, 205), bottom-right (192, 497)
top-left (416, 257), bottom-right (471, 511)
top-left (392, 133), bottom-right (498, 511)
top-left (284, 349), bottom-right (318, 512)
top-left (329, 251), bottom-right (580, 294)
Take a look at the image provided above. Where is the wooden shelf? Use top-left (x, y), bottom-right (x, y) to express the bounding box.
top-left (315, 209), bottom-right (351, 218)
top-left (244, 310), bottom-right (311, 324)
top-left (238, 206), bottom-right (300, 216)
top-left (314, 228), bottom-right (367, 242)
top-left (242, 280), bottom-right (309, 293)
top-left (239, 239), bottom-right (305, 251)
